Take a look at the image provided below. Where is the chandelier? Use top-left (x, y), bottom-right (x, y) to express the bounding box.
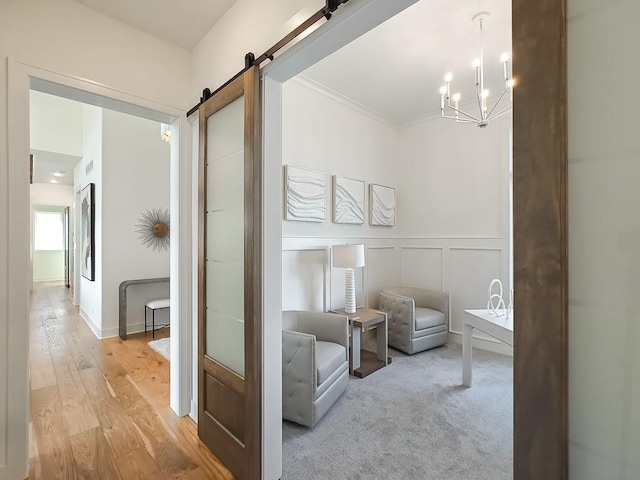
top-left (439, 12), bottom-right (514, 128)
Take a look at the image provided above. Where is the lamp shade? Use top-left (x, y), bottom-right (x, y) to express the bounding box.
top-left (332, 244), bottom-right (365, 268)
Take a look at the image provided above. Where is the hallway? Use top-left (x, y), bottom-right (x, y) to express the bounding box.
top-left (28, 283), bottom-right (233, 479)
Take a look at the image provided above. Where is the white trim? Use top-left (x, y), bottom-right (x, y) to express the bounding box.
top-left (32, 277), bottom-right (66, 282)
top-left (80, 308), bottom-right (102, 339)
top-left (6, 58), bottom-right (193, 476)
top-left (282, 247), bottom-right (329, 312)
top-left (293, 76), bottom-right (397, 128)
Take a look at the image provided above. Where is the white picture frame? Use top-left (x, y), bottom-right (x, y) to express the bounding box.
top-left (332, 175), bottom-right (365, 224)
top-left (369, 183), bottom-right (395, 227)
top-left (284, 165), bottom-right (327, 222)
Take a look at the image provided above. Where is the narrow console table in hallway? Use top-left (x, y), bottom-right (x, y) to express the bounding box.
top-left (462, 309), bottom-right (513, 387)
top-left (119, 277), bottom-right (170, 339)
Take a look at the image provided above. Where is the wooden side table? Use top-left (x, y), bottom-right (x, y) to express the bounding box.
top-left (330, 307), bottom-right (391, 378)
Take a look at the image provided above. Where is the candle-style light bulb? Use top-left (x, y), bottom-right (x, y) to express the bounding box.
top-left (444, 72), bottom-right (453, 82)
top-left (452, 93), bottom-right (461, 103)
top-left (500, 52), bottom-right (509, 63)
top-left (482, 89), bottom-right (489, 115)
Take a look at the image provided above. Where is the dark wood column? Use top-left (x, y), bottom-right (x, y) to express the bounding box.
top-left (512, 0), bottom-right (568, 478)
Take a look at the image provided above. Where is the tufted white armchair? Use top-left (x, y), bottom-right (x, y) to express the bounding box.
top-left (282, 310), bottom-right (349, 427)
top-left (379, 287), bottom-right (449, 354)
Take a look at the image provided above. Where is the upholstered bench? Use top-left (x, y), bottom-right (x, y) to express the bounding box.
top-left (145, 298), bottom-right (170, 338)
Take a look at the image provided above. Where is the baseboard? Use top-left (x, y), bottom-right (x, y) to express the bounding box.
top-left (448, 331), bottom-right (513, 357)
top-left (80, 320), bottom-right (161, 340)
top-left (190, 399), bottom-right (198, 422)
top-left (34, 276), bottom-right (64, 282)
top-left (79, 308), bottom-right (102, 339)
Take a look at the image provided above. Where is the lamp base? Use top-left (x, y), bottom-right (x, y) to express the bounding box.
top-left (344, 268), bottom-right (356, 314)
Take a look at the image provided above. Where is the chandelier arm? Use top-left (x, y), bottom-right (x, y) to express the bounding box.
top-left (485, 87), bottom-right (509, 119)
top-left (448, 105), bottom-right (481, 122)
top-left (445, 99), bottom-right (482, 122)
top-left (486, 104), bottom-right (512, 121)
top-left (476, 92), bottom-right (484, 121)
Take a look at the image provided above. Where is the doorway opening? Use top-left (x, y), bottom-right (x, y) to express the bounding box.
top-left (261, 0), bottom-right (517, 477)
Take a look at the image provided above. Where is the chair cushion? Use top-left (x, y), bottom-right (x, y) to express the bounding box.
top-left (415, 307), bottom-right (445, 330)
top-left (316, 341), bottom-right (346, 385)
top-left (146, 298), bottom-right (170, 309)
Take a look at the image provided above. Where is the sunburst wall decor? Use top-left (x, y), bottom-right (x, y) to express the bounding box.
top-left (136, 207), bottom-right (170, 252)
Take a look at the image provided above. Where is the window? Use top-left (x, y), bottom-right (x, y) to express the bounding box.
top-left (34, 211), bottom-right (65, 251)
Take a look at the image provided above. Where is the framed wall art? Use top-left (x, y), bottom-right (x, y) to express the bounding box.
top-left (81, 183), bottom-right (95, 281)
top-left (332, 175), bottom-right (365, 224)
top-left (284, 165), bottom-right (327, 222)
top-left (369, 183), bottom-right (395, 227)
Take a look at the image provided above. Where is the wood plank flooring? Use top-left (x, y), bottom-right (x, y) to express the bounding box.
top-left (28, 282), bottom-right (235, 480)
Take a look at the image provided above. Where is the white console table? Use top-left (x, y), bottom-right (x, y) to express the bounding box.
top-left (462, 309), bottom-right (513, 387)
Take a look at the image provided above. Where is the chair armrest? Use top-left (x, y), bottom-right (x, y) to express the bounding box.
top-left (379, 291), bottom-right (416, 331)
top-left (296, 312), bottom-right (349, 350)
top-left (282, 330), bottom-right (316, 390)
top-left (412, 289), bottom-right (449, 318)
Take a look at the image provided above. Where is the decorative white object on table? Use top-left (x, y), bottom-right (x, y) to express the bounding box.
top-left (486, 278), bottom-right (514, 319)
top-left (487, 278), bottom-right (506, 316)
top-left (332, 175), bottom-right (365, 224)
top-left (332, 244), bottom-right (365, 314)
top-left (284, 165), bottom-right (326, 222)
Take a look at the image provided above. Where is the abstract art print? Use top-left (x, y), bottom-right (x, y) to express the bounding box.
top-left (81, 183), bottom-right (95, 280)
top-left (332, 175), bottom-right (365, 224)
top-left (284, 165), bottom-right (326, 222)
top-left (369, 184), bottom-right (396, 227)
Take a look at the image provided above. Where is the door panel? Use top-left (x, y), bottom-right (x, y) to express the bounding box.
top-left (198, 66), bottom-right (261, 480)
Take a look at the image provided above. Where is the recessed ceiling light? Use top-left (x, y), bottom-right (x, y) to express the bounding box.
top-left (50, 179), bottom-right (58, 184)
top-left (52, 171), bottom-right (65, 178)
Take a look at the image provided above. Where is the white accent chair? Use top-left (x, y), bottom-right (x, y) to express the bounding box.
top-left (379, 287), bottom-right (448, 354)
top-left (282, 311), bottom-right (349, 427)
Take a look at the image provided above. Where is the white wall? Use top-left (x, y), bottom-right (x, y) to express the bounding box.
top-left (0, 2), bottom-right (200, 480)
top-left (0, 1), bottom-right (191, 475)
top-left (30, 90), bottom-right (83, 156)
top-left (397, 114), bottom-right (511, 351)
top-left (567, 0), bottom-right (640, 477)
top-left (75, 104), bottom-right (103, 336)
top-left (282, 77), bottom-right (512, 354)
top-left (73, 106), bottom-right (171, 339)
top-left (101, 109), bottom-right (170, 338)
top-left (32, 251), bottom-right (64, 282)
top-left (191, 0), bottom-right (319, 102)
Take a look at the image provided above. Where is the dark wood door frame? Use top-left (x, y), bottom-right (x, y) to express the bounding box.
top-left (512, 0), bottom-right (568, 478)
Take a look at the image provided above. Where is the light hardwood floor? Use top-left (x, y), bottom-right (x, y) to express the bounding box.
top-left (28, 282), bottom-right (234, 480)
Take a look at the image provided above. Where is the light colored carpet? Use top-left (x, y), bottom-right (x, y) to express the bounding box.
top-left (282, 343), bottom-right (513, 480)
top-left (148, 337), bottom-right (170, 361)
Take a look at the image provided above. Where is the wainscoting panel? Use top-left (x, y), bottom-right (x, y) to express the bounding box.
top-left (282, 248), bottom-right (328, 312)
top-left (400, 247), bottom-right (443, 291)
top-left (449, 248), bottom-right (503, 340)
top-left (365, 246), bottom-right (399, 309)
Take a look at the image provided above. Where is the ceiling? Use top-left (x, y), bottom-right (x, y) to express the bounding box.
top-left (73, 0), bottom-right (237, 49)
top-left (31, 149), bottom-right (82, 186)
top-left (68, 0), bottom-right (510, 124)
top-left (301, 0), bottom-right (512, 126)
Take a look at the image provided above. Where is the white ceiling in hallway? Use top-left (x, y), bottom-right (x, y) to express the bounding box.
top-left (301, 0), bottom-right (512, 126)
top-left (73, 0), bottom-right (237, 49)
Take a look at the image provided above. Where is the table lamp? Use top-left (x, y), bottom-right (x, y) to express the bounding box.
top-left (332, 244), bottom-right (365, 314)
